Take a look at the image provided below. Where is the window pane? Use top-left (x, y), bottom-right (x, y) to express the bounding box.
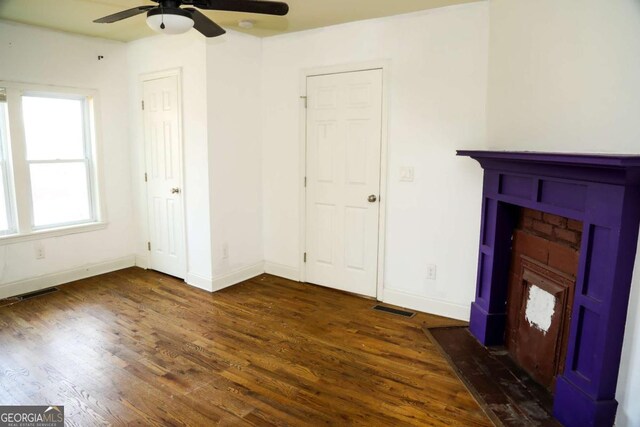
top-left (30, 162), bottom-right (91, 227)
top-left (22, 96), bottom-right (85, 160)
top-left (0, 166), bottom-right (8, 232)
top-left (0, 90), bottom-right (11, 233)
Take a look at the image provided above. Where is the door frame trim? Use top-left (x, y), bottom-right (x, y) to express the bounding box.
top-left (139, 67), bottom-right (188, 279)
top-left (298, 60), bottom-right (390, 299)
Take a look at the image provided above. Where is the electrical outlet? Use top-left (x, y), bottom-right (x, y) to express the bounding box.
top-left (222, 242), bottom-right (229, 259)
top-left (35, 244), bottom-right (45, 260)
top-left (426, 264), bottom-right (437, 280)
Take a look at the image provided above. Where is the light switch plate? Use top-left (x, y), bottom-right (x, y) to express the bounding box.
top-left (400, 166), bottom-right (414, 182)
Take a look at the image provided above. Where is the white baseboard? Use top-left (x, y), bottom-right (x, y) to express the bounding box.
top-left (382, 288), bottom-right (471, 321)
top-left (185, 272), bottom-right (214, 292)
top-left (211, 262), bottom-right (265, 292)
top-left (135, 253), bottom-right (149, 269)
top-left (0, 255), bottom-right (136, 299)
top-left (264, 261), bottom-right (300, 282)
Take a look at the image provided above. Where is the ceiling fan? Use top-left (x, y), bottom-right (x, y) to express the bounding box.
top-left (93, 0), bottom-right (289, 37)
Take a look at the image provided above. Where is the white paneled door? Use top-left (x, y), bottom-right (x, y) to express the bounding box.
top-left (143, 74), bottom-right (186, 279)
top-left (305, 69), bottom-right (383, 297)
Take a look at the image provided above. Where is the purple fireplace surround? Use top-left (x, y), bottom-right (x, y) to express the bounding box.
top-left (457, 151), bottom-right (640, 427)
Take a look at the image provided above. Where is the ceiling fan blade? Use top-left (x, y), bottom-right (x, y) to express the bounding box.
top-left (185, 8), bottom-right (227, 37)
top-left (190, 0), bottom-right (288, 16)
top-left (93, 6), bottom-right (155, 23)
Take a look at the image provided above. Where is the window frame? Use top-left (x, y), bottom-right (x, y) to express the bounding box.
top-left (0, 95), bottom-right (17, 236)
top-left (0, 81), bottom-right (107, 244)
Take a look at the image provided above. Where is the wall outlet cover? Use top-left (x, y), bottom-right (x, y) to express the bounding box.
top-left (35, 244), bottom-right (45, 260)
top-left (426, 264), bottom-right (437, 280)
top-left (222, 243), bottom-right (229, 259)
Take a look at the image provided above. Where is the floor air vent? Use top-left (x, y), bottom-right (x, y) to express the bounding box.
top-left (17, 287), bottom-right (59, 301)
top-left (0, 287), bottom-right (59, 308)
top-left (372, 304), bottom-right (415, 318)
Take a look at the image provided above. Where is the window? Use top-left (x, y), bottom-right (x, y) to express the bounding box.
top-left (23, 95), bottom-right (94, 228)
top-left (0, 82), bottom-right (103, 242)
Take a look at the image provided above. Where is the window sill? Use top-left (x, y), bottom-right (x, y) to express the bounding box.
top-left (0, 222), bottom-right (108, 245)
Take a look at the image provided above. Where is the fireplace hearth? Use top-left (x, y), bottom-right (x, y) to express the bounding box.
top-left (457, 151), bottom-right (640, 427)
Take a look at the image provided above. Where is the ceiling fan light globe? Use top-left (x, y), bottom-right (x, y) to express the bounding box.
top-left (146, 8), bottom-right (194, 35)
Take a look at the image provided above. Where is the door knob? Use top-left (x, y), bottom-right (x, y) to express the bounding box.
top-left (368, 194), bottom-right (377, 203)
top-left (171, 187), bottom-right (181, 194)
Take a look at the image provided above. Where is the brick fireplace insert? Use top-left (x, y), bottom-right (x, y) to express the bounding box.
top-left (457, 151), bottom-right (640, 427)
top-left (506, 208), bottom-right (581, 391)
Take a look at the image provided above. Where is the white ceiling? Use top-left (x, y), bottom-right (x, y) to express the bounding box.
top-left (0, 0), bottom-right (481, 41)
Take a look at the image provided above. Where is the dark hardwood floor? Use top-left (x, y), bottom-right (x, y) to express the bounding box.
top-left (0, 268), bottom-right (491, 426)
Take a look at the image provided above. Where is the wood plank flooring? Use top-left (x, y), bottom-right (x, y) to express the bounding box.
top-left (0, 268), bottom-right (491, 426)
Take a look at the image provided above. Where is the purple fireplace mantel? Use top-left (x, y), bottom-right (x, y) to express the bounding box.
top-left (457, 151), bottom-right (640, 427)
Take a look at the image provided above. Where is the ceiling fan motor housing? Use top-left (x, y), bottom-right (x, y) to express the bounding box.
top-left (154, 0), bottom-right (184, 7)
top-left (146, 6), bottom-right (192, 19)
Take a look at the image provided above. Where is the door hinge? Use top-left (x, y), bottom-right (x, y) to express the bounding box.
top-left (147, 242), bottom-right (151, 251)
top-left (144, 172), bottom-right (148, 182)
top-left (141, 100), bottom-right (145, 110)
top-left (300, 95), bottom-right (307, 108)
top-left (303, 252), bottom-right (307, 263)
top-left (304, 176), bottom-right (307, 187)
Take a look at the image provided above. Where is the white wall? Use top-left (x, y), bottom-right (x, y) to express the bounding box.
top-left (486, 0), bottom-right (640, 425)
top-left (487, 0), bottom-right (640, 153)
top-left (127, 32), bottom-right (214, 287)
top-left (206, 33), bottom-right (265, 287)
top-left (261, 3), bottom-right (489, 319)
top-left (0, 22), bottom-right (135, 294)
